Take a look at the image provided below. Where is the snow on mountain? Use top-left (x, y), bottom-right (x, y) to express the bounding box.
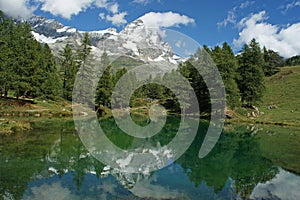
top-left (31, 31), bottom-right (68, 44)
top-left (27, 15), bottom-right (184, 72)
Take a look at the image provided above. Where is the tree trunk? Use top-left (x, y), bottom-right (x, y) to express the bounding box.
top-left (4, 89), bottom-right (8, 98)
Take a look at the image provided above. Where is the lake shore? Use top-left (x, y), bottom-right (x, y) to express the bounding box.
top-left (1, 105), bottom-right (299, 135)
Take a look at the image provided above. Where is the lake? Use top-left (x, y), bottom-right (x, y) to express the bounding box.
top-left (1, 117), bottom-right (300, 200)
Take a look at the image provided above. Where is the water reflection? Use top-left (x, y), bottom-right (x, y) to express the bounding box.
top-left (0, 117), bottom-right (299, 199)
top-left (251, 168), bottom-right (300, 199)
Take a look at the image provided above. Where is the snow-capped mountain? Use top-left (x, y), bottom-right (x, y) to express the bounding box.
top-left (27, 15), bottom-right (183, 74)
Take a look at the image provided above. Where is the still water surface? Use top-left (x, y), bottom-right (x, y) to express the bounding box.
top-left (1, 117), bottom-right (300, 200)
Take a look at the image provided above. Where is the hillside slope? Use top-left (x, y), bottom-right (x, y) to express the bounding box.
top-left (258, 66), bottom-right (300, 125)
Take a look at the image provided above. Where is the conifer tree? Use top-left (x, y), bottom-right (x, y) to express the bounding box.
top-left (74, 33), bottom-right (93, 104)
top-left (209, 43), bottom-right (241, 108)
top-left (262, 47), bottom-right (284, 76)
top-left (237, 39), bottom-right (265, 105)
top-left (96, 65), bottom-right (113, 107)
top-left (0, 17), bottom-right (60, 100)
top-left (59, 44), bottom-right (77, 100)
top-left (40, 44), bottom-right (61, 99)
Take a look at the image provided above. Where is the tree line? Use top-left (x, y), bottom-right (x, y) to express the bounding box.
top-left (93, 38), bottom-right (285, 115)
top-left (0, 14), bottom-right (294, 114)
top-left (0, 14), bottom-right (60, 99)
top-left (0, 14), bottom-right (96, 102)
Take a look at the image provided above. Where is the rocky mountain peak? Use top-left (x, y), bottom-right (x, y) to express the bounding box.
top-left (120, 19), bottom-right (146, 36)
top-left (26, 15), bottom-right (182, 72)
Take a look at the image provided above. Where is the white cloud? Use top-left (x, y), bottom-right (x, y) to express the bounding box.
top-left (39, 0), bottom-right (94, 19)
top-left (251, 168), bottom-right (300, 200)
top-left (99, 12), bottom-right (105, 20)
top-left (106, 12), bottom-right (127, 26)
top-left (282, 1), bottom-right (300, 14)
top-left (140, 12), bottom-right (195, 28)
top-left (132, 0), bottom-right (152, 5)
top-left (217, 10), bottom-right (236, 28)
top-left (217, 1), bottom-right (255, 28)
top-left (0, 0), bottom-right (35, 19)
top-left (94, 0), bottom-right (108, 7)
top-left (108, 3), bottom-right (118, 14)
top-left (240, 1), bottom-right (254, 9)
top-left (0, 0), bottom-right (122, 20)
top-left (39, 0), bottom-right (124, 24)
top-left (132, 0), bottom-right (162, 5)
top-left (233, 11), bottom-right (300, 58)
top-left (97, 2), bottom-right (127, 26)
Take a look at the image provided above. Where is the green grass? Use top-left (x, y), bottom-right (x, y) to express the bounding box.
top-left (0, 97), bottom-right (73, 115)
top-left (229, 66), bottom-right (300, 126)
top-left (0, 98), bottom-right (73, 134)
top-left (235, 67), bottom-right (300, 173)
top-left (258, 66), bottom-right (300, 125)
top-left (0, 118), bottom-right (31, 134)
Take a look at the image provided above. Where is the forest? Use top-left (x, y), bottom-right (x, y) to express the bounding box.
top-left (0, 13), bottom-right (298, 115)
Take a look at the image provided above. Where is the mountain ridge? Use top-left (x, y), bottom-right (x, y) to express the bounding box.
top-left (27, 15), bottom-right (183, 71)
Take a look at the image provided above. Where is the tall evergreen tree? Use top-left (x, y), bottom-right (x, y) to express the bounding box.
top-left (96, 65), bottom-right (113, 107)
top-left (262, 47), bottom-right (284, 76)
top-left (0, 17), bottom-right (60, 100)
top-left (40, 44), bottom-right (61, 99)
top-left (77, 33), bottom-right (92, 64)
top-left (112, 71), bottom-right (138, 109)
top-left (59, 44), bottom-right (77, 100)
top-left (74, 33), bottom-right (93, 104)
top-left (237, 39), bottom-right (265, 105)
top-left (0, 18), bottom-right (12, 97)
top-left (209, 43), bottom-right (241, 108)
top-left (285, 55), bottom-right (300, 66)
top-left (178, 49), bottom-right (212, 114)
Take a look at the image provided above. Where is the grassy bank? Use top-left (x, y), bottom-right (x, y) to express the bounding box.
top-left (0, 118), bottom-right (31, 134)
top-left (1, 65), bottom-right (300, 134)
top-left (0, 98), bottom-right (73, 134)
top-left (228, 65), bottom-right (300, 127)
top-left (259, 66), bottom-right (300, 125)
top-left (0, 97), bottom-right (73, 117)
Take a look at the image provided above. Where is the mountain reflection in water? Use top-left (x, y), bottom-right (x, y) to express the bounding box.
top-left (1, 117), bottom-right (299, 200)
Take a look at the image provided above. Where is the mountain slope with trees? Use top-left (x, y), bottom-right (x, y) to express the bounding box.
top-left (0, 12), bottom-right (298, 127)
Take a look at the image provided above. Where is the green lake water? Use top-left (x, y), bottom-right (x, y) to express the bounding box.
top-left (1, 117), bottom-right (300, 200)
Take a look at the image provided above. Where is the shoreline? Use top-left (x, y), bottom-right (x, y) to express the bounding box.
top-left (1, 107), bottom-right (299, 135)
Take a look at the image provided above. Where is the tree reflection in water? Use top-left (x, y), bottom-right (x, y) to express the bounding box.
top-left (0, 117), bottom-right (287, 200)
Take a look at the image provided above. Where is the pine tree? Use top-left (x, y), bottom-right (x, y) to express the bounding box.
top-left (286, 55), bottom-right (300, 66)
top-left (0, 17), bottom-right (12, 97)
top-left (262, 47), bottom-right (284, 76)
top-left (0, 16), bottom-right (60, 100)
top-left (237, 39), bottom-right (265, 105)
top-left (77, 33), bottom-right (92, 64)
top-left (178, 50), bottom-right (211, 114)
top-left (209, 43), bottom-right (240, 108)
top-left (112, 71), bottom-right (138, 109)
top-left (59, 44), bottom-right (77, 100)
top-left (74, 33), bottom-right (93, 104)
top-left (113, 67), bottom-right (127, 85)
top-left (147, 75), bottom-right (164, 100)
top-left (96, 65), bottom-right (113, 107)
top-left (40, 44), bottom-right (61, 99)
top-left (11, 23), bottom-right (37, 99)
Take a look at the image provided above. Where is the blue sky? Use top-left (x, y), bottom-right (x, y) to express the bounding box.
top-left (0, 0), bottom-right (300, 57)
